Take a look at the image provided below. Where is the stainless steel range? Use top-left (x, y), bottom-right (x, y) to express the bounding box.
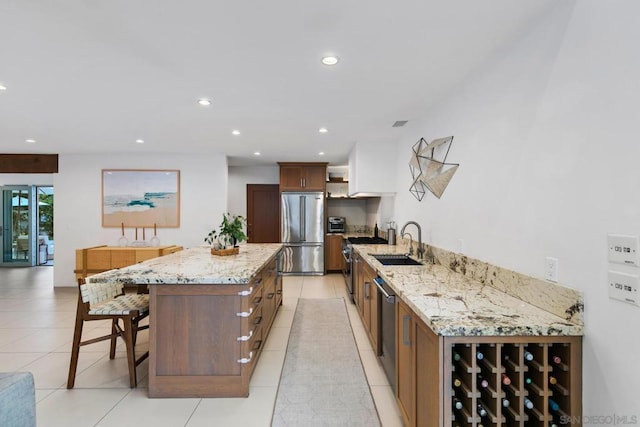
top-left (342, 236), bottom-right (388, 302)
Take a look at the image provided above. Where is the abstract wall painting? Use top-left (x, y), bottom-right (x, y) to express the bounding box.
top-left (102, 169), bottom-right (180, 227)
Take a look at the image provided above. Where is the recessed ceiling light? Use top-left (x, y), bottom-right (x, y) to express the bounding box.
top-left (321, 56), bottom-right (339, 66)
top-left (253, 151), bottom-right (261, 156)
top-left (25, 139), bottom-right (36, 144)
top-left (0, 84), bottom-right (6, 91)
top-left (318, 127), bottom-right (328, 134)
top-left (135, 139), bottom-right (145, 144)
top-left (319, 152), bottom-right (325, 156)
top-left (197, 98), bottom-right (212, 106)
top-left (232, 130), bottom-right (241, 136)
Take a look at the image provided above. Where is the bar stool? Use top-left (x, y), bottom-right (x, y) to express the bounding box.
top-left (67, 279), bottom-right (149, 388)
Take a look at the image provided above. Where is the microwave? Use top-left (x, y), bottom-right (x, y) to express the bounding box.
top-left (327, 216), bottom-right (345, 233)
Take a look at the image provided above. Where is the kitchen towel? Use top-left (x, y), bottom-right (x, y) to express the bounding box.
top-left (271, 298), bottom-right (381, 426)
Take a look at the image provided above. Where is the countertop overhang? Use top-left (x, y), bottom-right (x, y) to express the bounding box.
top-left (353, 244), bottom-right (584, 337)
top-left (86, 243), bottom-right (283, 286)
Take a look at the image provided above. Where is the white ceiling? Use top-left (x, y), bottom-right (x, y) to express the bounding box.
top-left (0, 0), bottom-right (556, 166)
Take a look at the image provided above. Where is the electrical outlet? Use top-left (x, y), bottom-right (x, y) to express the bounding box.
top-left (608, 270), bottom-right (639, 306)
top-left (607, 234), bottom-right (639, 266)
top-left (545, 257), bottom-right (558, 282)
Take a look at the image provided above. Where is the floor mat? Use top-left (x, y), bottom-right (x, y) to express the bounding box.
top-left (271, 298), bottom-right (381, 426)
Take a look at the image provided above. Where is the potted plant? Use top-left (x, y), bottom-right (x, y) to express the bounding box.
top-left (205, 213), bottom-right (248, 249)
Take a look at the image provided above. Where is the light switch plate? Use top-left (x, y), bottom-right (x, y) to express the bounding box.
top-left (607, 234), bottom-right (639, 266)
top-left (608, 270), bottom-right (639, 306)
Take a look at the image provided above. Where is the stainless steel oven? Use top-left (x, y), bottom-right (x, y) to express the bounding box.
top-left (342, 236), bottom-right (388, 303)
top-left (341, 238), bottom-right (353, 300)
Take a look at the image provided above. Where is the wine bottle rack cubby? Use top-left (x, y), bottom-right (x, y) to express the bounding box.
top-left (446, 337), bottom-right (582, 427)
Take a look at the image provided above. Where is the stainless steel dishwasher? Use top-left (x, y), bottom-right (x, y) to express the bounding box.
top-left (374, 276), bottom-right (396, 392)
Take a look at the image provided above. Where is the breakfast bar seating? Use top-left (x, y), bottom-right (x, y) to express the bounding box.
top-left (67, 279), bottom-right (150, 389)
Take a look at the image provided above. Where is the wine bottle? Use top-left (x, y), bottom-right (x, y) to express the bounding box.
top-left (524, 350), bottom-right (534, 361)
top-left (501, 373), bottom-right (511, 385)
top-left (549, 376), bottom-right (558, 385)
top-left (453, 351), bottom-right (461, 362)
top-left (453, 397), bottom-right (463, 410)
top-left (549, 398), bottom-right (560, 412)
top-left (502, 398), bottom-right (510, 407)
top-left (552, 355), bottom-right (562, 364)
top-left (477, 403), bottom-right (487, 417)
top-left (477, 374), bottom-right (489, 388)
top-left (476, 351), bottom-right (484, 360)
top-left (525, 377), bottom-right (532, 385)
top-left (453, 376), bottom-right (462, 388)
top-left (524, 397), bottom-right (534, 410)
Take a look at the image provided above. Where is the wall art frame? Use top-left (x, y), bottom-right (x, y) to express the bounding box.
top-left (102, 169), bottom-right (180, 228)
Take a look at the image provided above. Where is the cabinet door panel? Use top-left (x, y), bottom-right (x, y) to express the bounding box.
top-left (397, 300), bottom-right (414, 426)
top-left (416, 319), bottom-right (442, 426)
top-left (303, 166), bottom-right (327, 190)
top-left (280, 166), bottom-right (303, 190)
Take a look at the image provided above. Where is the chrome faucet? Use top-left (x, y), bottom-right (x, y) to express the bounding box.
top-left (402, 232), bottom-right (413, 256)
top-left (400, 221), bottom-right (424, 259)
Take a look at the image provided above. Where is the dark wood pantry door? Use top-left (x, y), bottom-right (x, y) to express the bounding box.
top-left (246, 184), bottom-right (280, 243)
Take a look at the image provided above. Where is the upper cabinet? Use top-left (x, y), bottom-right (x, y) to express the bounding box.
top-left (348, 141), bottom-right (397, 196)
top-left (278, 162), bottom-right (328, 192)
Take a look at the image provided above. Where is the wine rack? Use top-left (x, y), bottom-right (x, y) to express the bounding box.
top-left (446, 337), bottom-right (582, 427)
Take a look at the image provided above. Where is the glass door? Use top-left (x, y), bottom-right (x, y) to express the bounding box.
top-left (0, 186), bottom-right (37, 266)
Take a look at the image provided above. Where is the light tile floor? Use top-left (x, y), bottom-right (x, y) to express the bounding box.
top-left (0, 267), bottom-right (403, 427)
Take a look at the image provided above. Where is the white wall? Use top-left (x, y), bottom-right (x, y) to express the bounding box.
top-left (391, 0), bottom-right (639, 414)
top-left (327, 199), bottom-right (367, 227)
top-left (0, 174), bottom-right (54, 186)
top-left (227, 166), bottom-right (279, 217)
top-left (53, 153), bottom-right (227, 287)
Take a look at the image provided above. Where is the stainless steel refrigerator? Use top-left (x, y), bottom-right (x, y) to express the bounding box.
top-left (280, 192), bottom-right (324, 275)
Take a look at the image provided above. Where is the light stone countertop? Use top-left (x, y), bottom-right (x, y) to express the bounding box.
top-left (86, 243), bottom-right (283, 286)
top-left (353, 244), bottom-right (584, 337)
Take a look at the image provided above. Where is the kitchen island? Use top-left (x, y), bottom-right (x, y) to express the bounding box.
top-left (86, 243), bottom-right (283, 398)
top-left (351, 243), bottom-right (584, 427)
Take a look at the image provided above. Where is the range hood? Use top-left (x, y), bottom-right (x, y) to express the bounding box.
top-left (347, 141), bottom-right (397, 197)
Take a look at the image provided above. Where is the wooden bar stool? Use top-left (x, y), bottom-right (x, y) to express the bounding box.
top-left (67, 279), bottom-right (149, 388)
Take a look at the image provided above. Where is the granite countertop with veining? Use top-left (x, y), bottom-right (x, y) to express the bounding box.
top-left (353, 244), bottom-right (584, 337)
top-left (86, 243), bottom-right (283, 286)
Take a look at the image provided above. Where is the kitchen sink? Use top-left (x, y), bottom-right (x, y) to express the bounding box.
top-left (371, 254), bottom-right (422, 266)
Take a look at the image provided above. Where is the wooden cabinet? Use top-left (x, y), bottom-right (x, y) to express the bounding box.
top-left (361, 261), bottom-right (379, 352)
top-left (262, 257), bottom-right (279, 332)
top-left (353, 253), bottom-right (380, 353)
top-left (395, 299), bottom-right (582, 427)
top-left (278, 162), bottom-right (327, 192)
top-left (353, 252), bottom-right (364, 313)
top-left (148, 252), bottom-right (282, 398)
top-left (325, 234), bottom-right (345, 271)
top-left (397, 299), bottom-right (416, 426)
top-left (75, 245), bottom-right (183, 280)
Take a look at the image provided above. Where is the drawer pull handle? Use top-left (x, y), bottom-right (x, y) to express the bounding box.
top-left (267, 292), bottom-right (275, 300)
top-left (236, 307), bottom-right (253, 318)
top-left (238, 286), bottom-right (253, 296)
top-left (252, 339), bottom-right (263, 351)
top-left (403, 315), bottom-right (411, 346)
top-left (276, 289), bottom-right (282, 295)
top-left (253, 296), bottom-right (263, 305)
top-left (237, 351), bottom-right (253, 364)
top-left (253, 316), bottom-right (263, 325)
top-left (237, 330), bottom-right (254, 342)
